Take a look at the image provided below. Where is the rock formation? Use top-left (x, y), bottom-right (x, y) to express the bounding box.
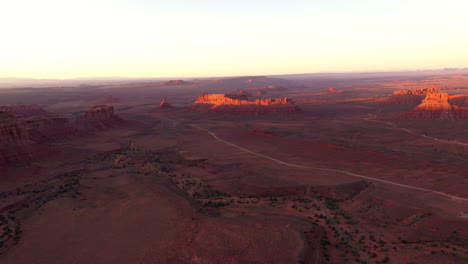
top-left (158, 98), bottom-right (173, 109)
top-left (399, 89), bottom-right (468, 120)
top-left (0, 122), bottom-right (29, 145)
top-left (85, 105), bottom-right (116, 120)
top-left (386, 87), bottom-right (436, 105)
top-left (449, 94), bottom-right (468, 107)
top-left (408, 91), bottom-right (453, 120)
top-left (192, 94), bottom-right (300, 113)
top-left (76, 105), bottom-right (123, 129)
top-left (23, 116), bottom-right (69, 130)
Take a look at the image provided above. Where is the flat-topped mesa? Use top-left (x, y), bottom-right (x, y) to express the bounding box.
top-left (0, 104), bottom-right (49, 117)
top-left (76, 104), bottom-right (123, 129)
top-left (387, 87), bottom-right (438, 105)
top-left (193, 94), bottom-right (299, 114)
top-left (160, 80), bottom-right (193, 86)
top-left (195, 94), bottom-right (294, 106)
top-left (85, 105), bottom-right (116, 121)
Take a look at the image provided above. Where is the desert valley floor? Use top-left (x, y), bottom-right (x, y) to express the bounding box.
top-left (0, 73), bottom-right (467, 264)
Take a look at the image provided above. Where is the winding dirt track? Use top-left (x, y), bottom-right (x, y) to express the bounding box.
top-left (190, 124), bottom-right (468, 204)
top-left (364, 114), bottom-right (468, 146)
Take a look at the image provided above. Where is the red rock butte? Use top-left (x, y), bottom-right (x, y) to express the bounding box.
top-left (398, 88), bottom-right (468, 120)
top-left (159, 98), bottom-right (173, 109)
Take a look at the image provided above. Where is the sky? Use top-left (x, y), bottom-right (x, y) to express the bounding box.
top-left (1, 0), bottom-right (468, 79)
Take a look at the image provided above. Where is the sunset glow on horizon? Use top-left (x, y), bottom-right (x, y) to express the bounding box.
top-left (1, 0), bottom-right (468, 79)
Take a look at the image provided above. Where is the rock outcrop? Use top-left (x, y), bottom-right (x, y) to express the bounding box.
top-left (158, 98), bottom-right (173, 109)
top-left (408, 91), bottom-right (453, 120)
top-left (23, 116), bottom-right (69, 130)
top-left (76, 105), bottom-right (123, 129)
top-left (0, 122), bottom-right (29, 145)
top-left (386, 87), bottom-right (436, 105)
top-left (449, 94), bottom-right (468, 107)
top-left (192, 94), bottom-right (300, 114)
top-left (399, 89), bottom-right (468, 120)
top-left (85, 105), bottom-right (114, 120)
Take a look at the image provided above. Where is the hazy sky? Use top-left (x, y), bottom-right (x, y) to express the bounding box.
top-left (1, 0), bottom-right (468, 79)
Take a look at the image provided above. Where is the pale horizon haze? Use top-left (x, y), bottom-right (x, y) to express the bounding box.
top-left (1, 0), bottom-right (468, 79)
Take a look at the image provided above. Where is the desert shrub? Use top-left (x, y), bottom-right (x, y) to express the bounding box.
top-left (325, 198), bottom-right (339, 210)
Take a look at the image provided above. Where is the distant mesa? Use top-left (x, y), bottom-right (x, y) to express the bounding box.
top-left (192, 94), bottom-right (300, 113)
top-left (160, 80), bottom-right (194, 86)
top-left (247, 85), bottom-right (288, 93)
top-left (327, 87), bottom-right (343, 93)
top-left (230, 89), bottom-right (253, 96)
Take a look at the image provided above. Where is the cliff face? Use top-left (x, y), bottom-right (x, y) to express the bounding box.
top-left (408, 91), bottom-right (453, 120)
top-left (453, 106), bottom-right (468, 119)
top-left (193, 94), bottom-right (300, 114)
top-left (0, 122), bottom-right (29, 145)
top-left (76, 105), bottom-right (122, 129)
top-left (24, 116), bottom-right (69, 130)
top-left (84, 105), bottom-right (116, 121)
top-left (386, 88), bottom-right (436, 105)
